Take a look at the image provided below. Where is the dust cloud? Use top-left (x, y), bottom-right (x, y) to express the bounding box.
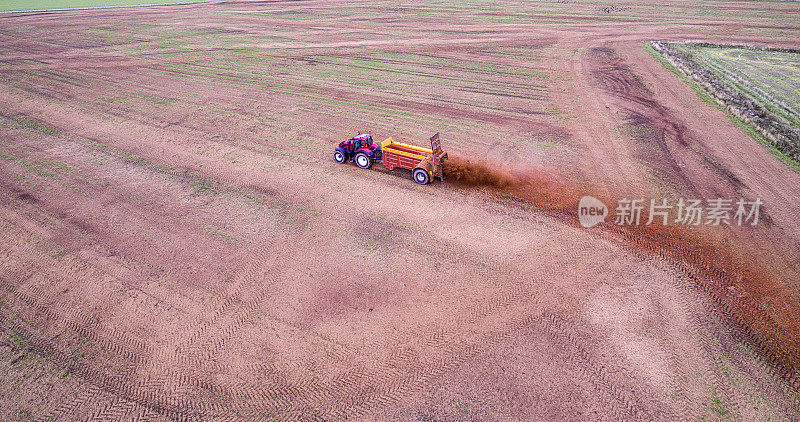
top-left (443, 155), bottom-right (800, 377)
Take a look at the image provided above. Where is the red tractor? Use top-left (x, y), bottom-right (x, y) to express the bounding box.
top-left (333, 132), bottom-right (382, 170)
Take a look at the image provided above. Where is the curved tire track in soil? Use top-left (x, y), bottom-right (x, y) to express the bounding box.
top-left (442, 40), bottom-right (800, 397)
top-left (578, 44), bottom-right (800, 392)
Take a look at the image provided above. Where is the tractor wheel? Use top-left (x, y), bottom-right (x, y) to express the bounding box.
top-left (333, 150), bottom-right (346, 164)
top-left (355, 152), bottom-right (372, 169)
top-left (412, 168), bottom-right (430, 185)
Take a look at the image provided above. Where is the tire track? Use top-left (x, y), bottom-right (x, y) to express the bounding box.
top-left (536, 311), bottom-right (663, 420)
top-left (583, 44), bottom-right (800, 393)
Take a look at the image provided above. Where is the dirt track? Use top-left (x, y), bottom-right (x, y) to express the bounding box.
top-left (0, 0), bottom-right (799, 420)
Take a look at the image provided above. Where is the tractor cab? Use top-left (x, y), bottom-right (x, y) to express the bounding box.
top-left (349, 133), bottom-right (374, 152)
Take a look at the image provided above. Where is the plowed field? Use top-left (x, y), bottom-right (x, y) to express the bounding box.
top-left (0, 0), bottom-right (798, 420)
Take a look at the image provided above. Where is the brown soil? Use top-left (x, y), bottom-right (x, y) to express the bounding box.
top-left (0, 0), bottom-right (799, 420)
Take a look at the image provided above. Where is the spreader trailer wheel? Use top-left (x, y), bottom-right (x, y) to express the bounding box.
top-left (333, 150), bottom-right (346, 163)
top-left (412, 168), bottom-right (430, 185)
top-left (355, 152), bottom-right (373, 169)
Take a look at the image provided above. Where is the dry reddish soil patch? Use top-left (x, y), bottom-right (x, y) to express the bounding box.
top-left (0, 0), bottom-right (799, 420)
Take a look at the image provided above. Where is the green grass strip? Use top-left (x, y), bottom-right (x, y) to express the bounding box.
top-left (644, 42), bottom-right (800, 173)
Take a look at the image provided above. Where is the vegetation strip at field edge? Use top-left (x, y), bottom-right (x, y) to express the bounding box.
top-left (647, 41), bottom-right (800, 169)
